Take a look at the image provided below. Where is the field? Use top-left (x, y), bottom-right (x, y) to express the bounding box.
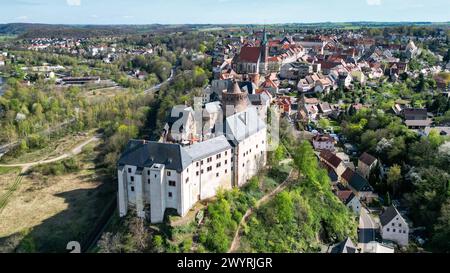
top-left (0, 141), bottom-right (116, 253)
top-left (0, 130), bottom-right (98, 165)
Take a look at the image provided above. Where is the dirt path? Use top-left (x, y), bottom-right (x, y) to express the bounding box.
top-left (0, 134), bottom-right (101, 169)
top-left (228, 169), bottom-right (296, 253)
top-left (0, 134), bottom-right (101, 215)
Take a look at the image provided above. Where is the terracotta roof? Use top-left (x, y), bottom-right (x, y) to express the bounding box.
top-left (319, 150), bottom-right (342, 169)
top-left (359, 152), bottom-right (377, 166)
top-left (239, 46), bottom-right (261, 63)
top-left (336, 190), bottom-right (356, 205)
top-left (341, 168), bottom-right (355, 183)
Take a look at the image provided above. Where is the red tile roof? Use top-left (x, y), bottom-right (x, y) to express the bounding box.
top-left (319, 150), bottom-right (342, 169)
top-left (336, 190), bottom-right (355, 204)
top-left (239, 46), bottom-right (261, 63)
top-left (341, 168), bottom-right (355, 183)
top-left (359, 152), bottom-right (377, 166)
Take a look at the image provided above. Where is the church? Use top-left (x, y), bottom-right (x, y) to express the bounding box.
top-left (232, 28), bottom-right (269, 75)
top-left (117, 81), bottom-right (268, 223)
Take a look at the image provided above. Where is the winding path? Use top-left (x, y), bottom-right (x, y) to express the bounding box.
top-left (0, 134), bottom-right (102, 215)
top-left (144, 68), bottom-right (175, 94)
top-left (0, 134), bottom-right (101, 169)
top-left (228, 168), bottom-right (296, 253)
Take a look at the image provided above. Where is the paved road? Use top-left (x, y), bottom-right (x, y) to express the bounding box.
top-left (358, 207), bottom-right (377, 252)
top-left (144, 68), bottom-right (175, 94)
top-left (0, 134), bottom-right (101, 169)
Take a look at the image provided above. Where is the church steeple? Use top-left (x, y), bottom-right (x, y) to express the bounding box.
top-left (262, 26), bottom-right (268, 46)
top-left (260, 26), bottom-right (269, 75)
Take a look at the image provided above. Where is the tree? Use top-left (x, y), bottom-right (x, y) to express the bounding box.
top-left (318, 118), bottom-right (330, 130)
top-left (387, 164), bottom-right (402, 196)
top-left (431, 200), bottom-right (450, 252)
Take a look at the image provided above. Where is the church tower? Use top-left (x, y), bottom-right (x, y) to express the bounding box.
top-left (260, 26), bottom-right (269, 75)
top-left (221, 80), bottom-right (249, 118)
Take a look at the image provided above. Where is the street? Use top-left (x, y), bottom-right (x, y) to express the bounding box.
top-left (358, 207), bottom-right (377, 252)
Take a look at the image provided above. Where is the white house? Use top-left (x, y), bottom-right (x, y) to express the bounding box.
top-left (337, 190), bottom-right (361, 215)
top-left (380, 206), bottom-right (409, 247)
top-left (312, 134), bottom-right (335, 151)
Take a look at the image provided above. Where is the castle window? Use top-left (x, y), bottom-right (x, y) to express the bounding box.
top-left (167, 171), bottom-right (172, 176)
top-left (128, 168), bottom-right (132, 173)
top-left (225, 160), bottom-right (228, 165)
top-left (216, 173), bottom-right (219, 177)
top-left (168, 192), bottom-right (173, 198)
top-left (148, 179), bottom-right (150, 184)
top-left (130, 176), bottom-right (134, 182)
top-left (216, 163), bottom-right (221, 168)
top-left (225, 169), bottom-right (228, 174)
top-left (393, 229), bottom-right (396, 232)
top-left (196, 162), bottom-right (199, 167)
top-left (387, 228), bottom-right (390, 232)
top-left (201, 169), bottom-right (204, 174)
top-left (169, 181), bottom-right (176, 187)
top-left (185, 178), bottom-right (189, 184)
top-left (131, 186), bottom-right (135, 192)
top-left (196, 171), bottom-right (199, 176)
top-left (147, 170), bottom-right (150, 175)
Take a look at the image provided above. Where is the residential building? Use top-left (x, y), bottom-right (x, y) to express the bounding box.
top-left (312, 134), bottom-right (335, 152)
top-left (358, 152), bottom-right (378, 179)
top-left (341, 168), bottom-right (376, 202)
top-left (319, 150), bottom-right (346, 177)
top-left (329, 237), bottom-right (359, 253)
top-left (380, 206), bottom-right (409, 246)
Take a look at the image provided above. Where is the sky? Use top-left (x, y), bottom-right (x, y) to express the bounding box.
top-left (0, 0), bottom-right (449, 25)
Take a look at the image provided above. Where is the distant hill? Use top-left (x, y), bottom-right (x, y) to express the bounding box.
top-left (0, 23), bottom-right (185, 38)
top-left (0, 22), bottom-right (448, 39)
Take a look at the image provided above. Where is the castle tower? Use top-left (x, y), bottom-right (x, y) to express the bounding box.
top-left (221, 80), bottom-right (249, 117)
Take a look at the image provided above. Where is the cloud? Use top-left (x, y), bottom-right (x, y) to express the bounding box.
top-left (366, 0), bottom-right (382, 6)
top-left (66, 0), bottom-right (81, 6)
top-left (16, 15), bottom-right (29, 21)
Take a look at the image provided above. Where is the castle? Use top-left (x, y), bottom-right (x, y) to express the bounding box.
top-left (117, 81), bottom-right (268, 223)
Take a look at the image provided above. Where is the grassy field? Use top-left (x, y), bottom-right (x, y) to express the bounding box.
top-left (0, 130), bottom-right (97, 165)
top-left (0, 141), bottom-right (116, 253)
top-left (0, 167), bottom-right (22, 205)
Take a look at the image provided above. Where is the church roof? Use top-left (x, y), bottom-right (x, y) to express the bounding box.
top-left (238, 46), bottom-right (262, 63)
